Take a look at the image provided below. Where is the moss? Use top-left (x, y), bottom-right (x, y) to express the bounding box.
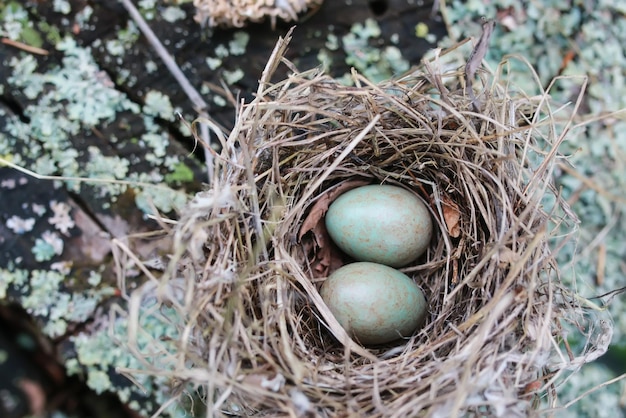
top-left (164, 162), bottom-right (194, 184)
top-left (1, 1), bottom-right (43, 46)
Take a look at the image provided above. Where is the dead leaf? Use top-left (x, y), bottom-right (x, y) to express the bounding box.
top-left (309, 224), bottom-right (344, 277)
top-left (298, 179), bottom-right (370, 241)
top-left (299, 179), bottom-right (369, 277)
top-left (442, 196), bottom-right (461, 238)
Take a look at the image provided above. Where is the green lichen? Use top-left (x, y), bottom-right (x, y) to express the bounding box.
top-left (1, 268), bottom-right (109, 338)
top-left (161, 6), bottom-right (187, 23)
top-left (144, 90), bottom-right (175, 121)
top-left (84, 146), bottom-right (130, 198)
top-left (341, 18), bottom-right (409, 84)
top-left (67, 299), bottom-right (194, 417)
top-left (4, 32), bottom-right (193, 214)
top-left (0, 1), bottom-right (43, 47)
top-left (414, 22), bottom-right (429, 38)
top-left (134, 180), bottom-right (189, 214)
top-left (441, 0), bottom-right (626, 411)
top-left (31, 231), bottom-right (63, 262)
top-left (316, 48), bottom-right (332, 72)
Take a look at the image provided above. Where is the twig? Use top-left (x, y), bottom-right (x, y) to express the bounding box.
top-left (0, 156), bottom-right (183, 192)
top-left (119, 0), bottom-right (213, 181)
top-left (464, 18), bottom-right (495, 112)
top-left (2, 38), bottom-right (49, 55)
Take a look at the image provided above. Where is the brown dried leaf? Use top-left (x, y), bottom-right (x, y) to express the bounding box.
top-left (309, 224), bottom-right (344, 277)
top-left (299, 179), bottom-right (369, 277)
top-left (442, 196), bottom-right (461, 238)
top-left (298, 179), bottom-right (370, 241)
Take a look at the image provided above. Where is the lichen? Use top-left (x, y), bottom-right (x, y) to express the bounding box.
top-left (6, 215), bottom-right (36, 234)
top-left (4, 32), bottom-right (194, 214)
top-left (53, 0), bottom-right (72, 15)
top-left (66, 298), bottom-right (193, 417)
top-left (2, 268), bottom-right (109, 338)
top-left (441, 0), bottom-right (626, 410)
top-left (0, 1), bottom-right (43, 47)
top-left (161, 6), bottom-right (187, 23)
top-left (31, 231), bottom-right (64, 262)
top-left (48, 201), bottom-right (75, 234)
top-left (228, 31), bottom-right (250, 55)
top-left (143, 90), bottom-right (176, 121)
top-left (340, 18), bottom-right (410, 84)
top-left (223, 68), bottom-right (244, 85)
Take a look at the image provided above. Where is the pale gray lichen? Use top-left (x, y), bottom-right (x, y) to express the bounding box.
top-left (206, 56), bottom-right (222, 70)
top-left (5, 215), bottom-right (36, 234)
top-left (213, 44), bottom-right (230, 58)
top-left (340, 18), bottom-right (410, 84)
top-left (67, 297), bottom-right (193, 417)
top-left (161, 6), bottom-right (187, 23)
top-left (143, 90), bottom-right (176, 121)
top-left (31, 231), bottom-right (64, 262)
top-left (228, 31), bottom-right (250, 55)
top-left (440, 0), bottom-right (626, 411)
top-left (223, 68), bottom-right (244, 85)
top-left (48, 201), bottom-right (75, 235)
top-left (53, 0), bottom-right (72, 15)
top-left (2, 268), bottom-right (108, 338)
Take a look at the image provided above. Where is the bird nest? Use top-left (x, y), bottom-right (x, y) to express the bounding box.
top-left (193, 0), bottom-right (322, 27)
top-left (120, 33), bottom-right (611, 417)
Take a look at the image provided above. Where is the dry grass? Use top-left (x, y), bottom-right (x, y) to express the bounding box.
top-left (117, 32), bottom-right (611, 417)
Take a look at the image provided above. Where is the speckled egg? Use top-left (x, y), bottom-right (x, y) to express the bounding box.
top-left (325, 184), bottom-right (432, 267)
top-left (320, 262), bottom-right (428, 345)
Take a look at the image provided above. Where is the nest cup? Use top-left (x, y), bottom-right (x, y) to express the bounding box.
top-left (140, 35), bottom-right (599, 417)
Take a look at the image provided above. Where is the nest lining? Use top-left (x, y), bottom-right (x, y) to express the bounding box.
top-left (125, 34), bottom-right (608, 417)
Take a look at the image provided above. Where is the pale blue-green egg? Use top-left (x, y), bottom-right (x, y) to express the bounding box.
top-left (320, 262), bottom-right (428, 345)
top-left (325, 184), bottom-right (432, 267)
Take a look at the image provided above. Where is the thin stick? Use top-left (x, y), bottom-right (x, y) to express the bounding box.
top-left (465, 18), bottom-right (495, 111)
top-left (2, 38), bottom-right (49, 55)
top-left (120, 0), bottom-right (213, 181)
top-left (0, 156), bottom-right (184, 192)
